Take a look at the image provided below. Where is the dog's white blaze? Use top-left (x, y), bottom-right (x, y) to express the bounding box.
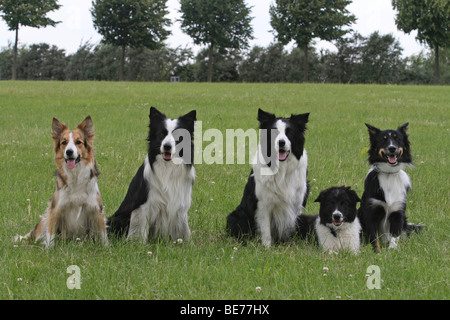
top-left (160, 119), bottom-right (178, 155)
top-left (65, 132), bottom-right (78, 159)
top-left (275, 120), bottom-right (291, 151)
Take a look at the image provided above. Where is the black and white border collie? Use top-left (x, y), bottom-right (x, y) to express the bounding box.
top-left (297, 186), bottom-right (361, 254)
top-left (226, 109), bottom-right (309, 248)
top-left (358, 123), bottom-right (422, 251)
top-left (107, 107), bottom-right (196, 243)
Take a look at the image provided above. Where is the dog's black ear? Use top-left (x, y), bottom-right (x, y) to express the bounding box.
top-left (178, 110), bottom-right (196, 137)
top-left (179, 110), bottom-right (197, 123)
top-left (149, 106), bottom-right (166, 120)
top-left (290, 112), bottom-right (309, 124)
top-left (258, 108), bottom-right (276, 123)
top-left (345, 187), bottom-right (361, 203)
top-left (315, 189), bottom-right (327, 203)
top-left (398, 122), bottom-right (409, 134)
top-left (365, 123), bottom-right (380, 137)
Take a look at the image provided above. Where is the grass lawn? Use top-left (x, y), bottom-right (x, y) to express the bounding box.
top-left (0, 81), bottom-right (448, 300)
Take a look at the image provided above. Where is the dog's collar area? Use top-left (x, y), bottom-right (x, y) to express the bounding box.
top-left (328, 226), bottom-right (337, 238)
top-left (373, 164), bottom-right (401, 175)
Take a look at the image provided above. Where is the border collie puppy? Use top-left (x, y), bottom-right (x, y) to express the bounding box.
top-left (358, 123), bottom-right (422, 251)
top-left (227, 109), bottom-right (309, 248)
top-left (19, 116), bottom-right (107, 249)
top-left (297, 186), bottom-right (361, 254)
top-left (107, 107), bottom-right (196, 243)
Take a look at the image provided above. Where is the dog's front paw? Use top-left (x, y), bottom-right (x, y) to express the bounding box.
top-left (388, 236), bottom-right (399, 250)
top-left (261, 237), bottom-right (272, 249)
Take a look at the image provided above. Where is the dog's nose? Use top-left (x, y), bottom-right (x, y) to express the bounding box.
top-left (333, 212), bottom-right (342, 221)
top-left (278, 140), bottom-right (286, 148)
top-left (163, 144), bottom-right (172, 152)
top-left (66, 149), bottom-right (74, 157)
top-left (388, 146), bottom-right (397, 153)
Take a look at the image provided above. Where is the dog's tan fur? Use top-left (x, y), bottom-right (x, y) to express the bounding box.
top-left (21, 116), bottom-right (107, 248)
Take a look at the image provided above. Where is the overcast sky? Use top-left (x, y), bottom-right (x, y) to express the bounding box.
top-left (0, 0), bottom-right (425, 57)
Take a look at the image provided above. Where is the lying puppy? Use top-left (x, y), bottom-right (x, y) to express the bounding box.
top-left (297, 186), bottom-right (361, 254)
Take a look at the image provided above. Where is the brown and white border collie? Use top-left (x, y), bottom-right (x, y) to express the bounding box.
top-left (19, 116), bottom-right (108, 248)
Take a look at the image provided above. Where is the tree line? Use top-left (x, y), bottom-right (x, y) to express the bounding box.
top-left (0, 0), bottom-right (448, 83)
top-left (1, 33), bottom-right (448, 84)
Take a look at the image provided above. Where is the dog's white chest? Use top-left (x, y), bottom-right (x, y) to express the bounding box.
top-left (127, 156), bottom-right (194, 242)
top-left (377, 170), bottom-right (410, 208)
top-left (315, 218), bottom-right (361, 253)
top-left (253, 150), bottom-right (308, 245)
top-left (371, 169), bottom-right (411, 245)
top-left (56, 165), bottom-right (101, 237)
top-left (60, 165), bottom-right (99, 208)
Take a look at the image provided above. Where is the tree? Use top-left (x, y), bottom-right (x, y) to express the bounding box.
top-left (91, 0), bottom-right (171, 81)
top-left (20, 43), bottom-right (66, 80)
top-left (65, 42), bottom-right (96, 80)
top-left (270, 0), bottom-right (356, 82)
top-left (355, 32), bottom-right (404, 84)
top-left (0, 0), bottom-right (61, 80)
top-left (191, 48), bottom-right (241, 82)
top-left (392, 0), bottom-right (450, 84)
top-left (320, 32), bottom-right (365, 83)
top-left (179, 0), bottom-right (253, 82)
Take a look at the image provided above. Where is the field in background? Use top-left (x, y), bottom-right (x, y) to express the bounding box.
top-left (0, 81), bottom-right (448, 300)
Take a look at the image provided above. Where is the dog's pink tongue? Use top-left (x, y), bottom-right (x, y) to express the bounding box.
top-left (388, 156), bottom-right (397, 164)
top-left (66, 159), bottom-right (76, 169)
top-left (278, 152), bottom-right (288, 161)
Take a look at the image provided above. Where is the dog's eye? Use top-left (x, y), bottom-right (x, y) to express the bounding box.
top-left (393, 134), bottom-right (397, 138)
top-left (75, 140), bottom-right (82, 145)
top-left (61, 141), bottom-right (67, 146)
top-left (383, 136), bottom-right (387, 140)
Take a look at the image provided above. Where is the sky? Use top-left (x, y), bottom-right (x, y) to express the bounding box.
top-left (0, 0), bottom-right (425, 57)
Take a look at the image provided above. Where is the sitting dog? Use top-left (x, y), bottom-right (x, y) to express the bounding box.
top-left (107, 107), bottom-right (196, 243)
top-left (358, 123), bottom-right (423, 251)
top-left (227, 108), bottom-right (310, 247)
top-left (20, 116), bottom-right (107, 248)
top-left (297, 186), bottom-right (361, 254)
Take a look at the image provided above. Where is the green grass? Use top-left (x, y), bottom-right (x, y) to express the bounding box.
top-left (0, 81), bottom-right (448, 300)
